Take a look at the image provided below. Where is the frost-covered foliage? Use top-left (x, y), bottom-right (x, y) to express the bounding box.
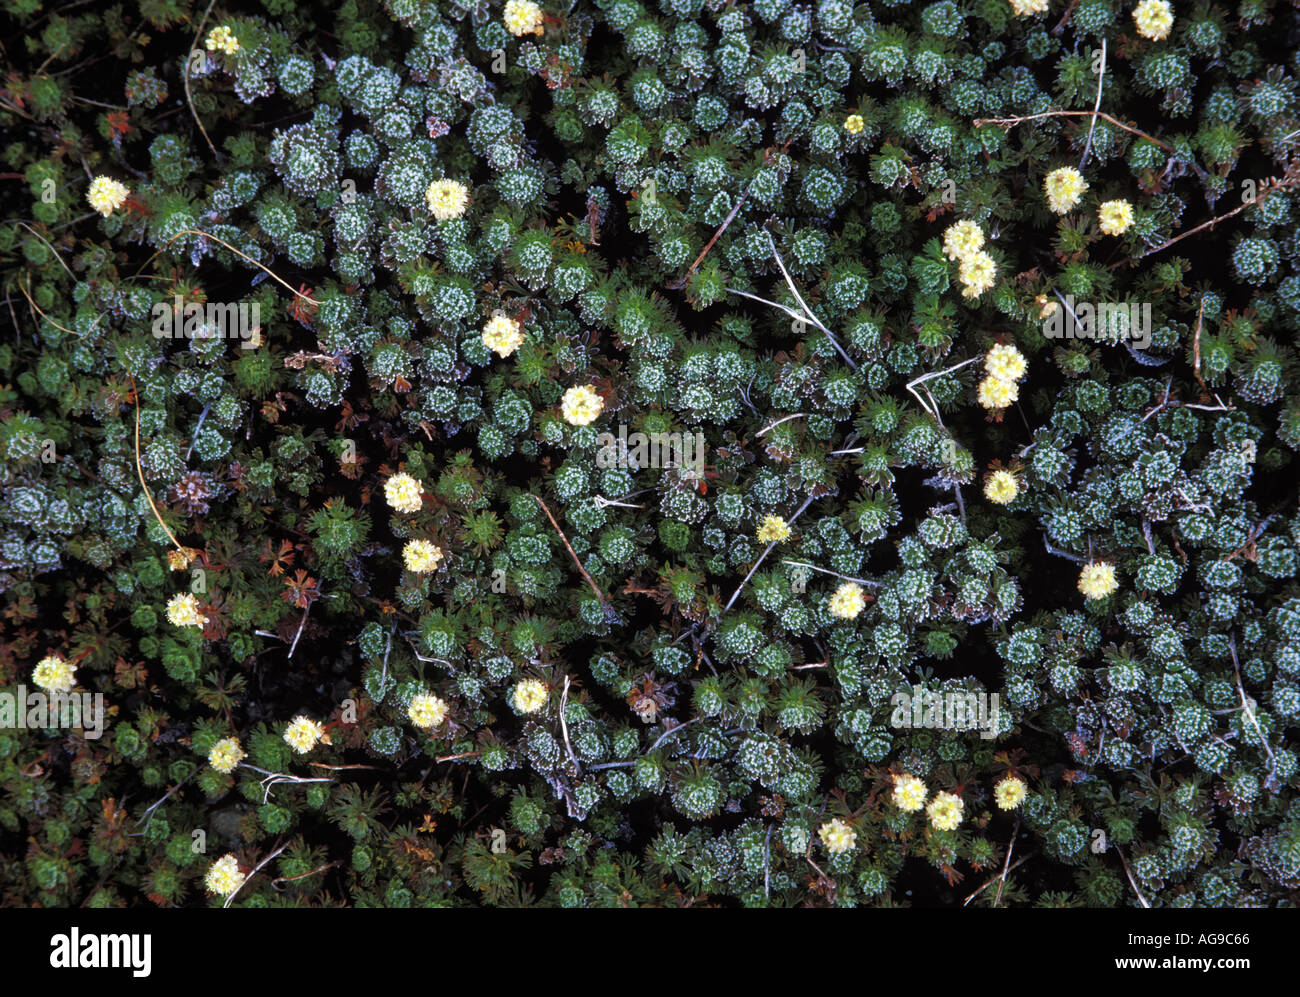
top-left (1, 0), bottom-right (1299, 909)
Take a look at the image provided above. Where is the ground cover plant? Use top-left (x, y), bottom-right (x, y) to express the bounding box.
top-left (1, 0), bottom-right (1299, 908)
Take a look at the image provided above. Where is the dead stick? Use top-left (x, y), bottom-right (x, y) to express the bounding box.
top-left (964, 851), bottom-right (1037, 906)
top-left (992, 818), bottom-right (1020, 908)
top-left (533, 495), bottom-right (608, 605)
top-left (183, 0), bottom-right (221, 161)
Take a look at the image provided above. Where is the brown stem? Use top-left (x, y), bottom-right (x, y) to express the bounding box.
top-left (533, 494), bottom-right (608, 605)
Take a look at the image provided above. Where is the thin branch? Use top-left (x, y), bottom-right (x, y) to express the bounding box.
top-left (679, 160), bottom-right (763, 283)
top-left (764, 230), bottom-right (858, 370)
top-left (1079, 38), bottom-right (1106, 171)
top-left (1135, 198), bottom-right (1260, 261)
top-left (974, 110), bottom-right (1175, 155)
top-left (14, 276), bottom-right (105, 339)
top-left (533, 495), bottom-right (608, 606)
top-left (780, 559), bottom-right (882, 588)
top-left (1112, 844), bottom-right (1151, 909)
top-left (1230, 633), bottom-right (1279, 790)
top-left (992, 818), bottom-right (1020, 908)
top-left (223, 840), bottom-right (289, 909)
top-left (724, 493), bottom-right (817, 611)
top-left (434, 750), bottom-right (482, 763)
top-left (559, 674), bottom-right (582, 775)
top-left (241, 764), bottom-right (332, 804)
top-left (963, 851), bottom-right (1037, 906)
top-left (757, 413), bottom-right (807, 437)
top-left (15, 222), bottom-right (75, 280)
top-left (764, 824), bottom-right (773, 903)
top-left (906, 356), bottom-right (981, 422)
top-left (130, 771), bottom-right (195, 835)
top-left (271, 860), bottom-right (340, 887)
top-left (1191, 298), bottom-right (1207, 391)
top-left (129, 377), bottom-right (187, 554)
top-left (287, 599), bottom-right (313, 658)
top-left (184, 0), bottom-right (221, 162)
top-left (1043, 536), bottom-right (1085, 563)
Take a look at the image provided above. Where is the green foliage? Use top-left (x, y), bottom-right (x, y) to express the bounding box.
top-left (1, 0), bottom-right (1298, 910)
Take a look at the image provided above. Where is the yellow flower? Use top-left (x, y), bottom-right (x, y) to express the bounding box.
top-left (1044, 166), bottom-right (1089, 214)
top-left (985, 343), bottom-right (1027, 383)
top-left (756, 515), bottom-right (791, 544)
top-left (958, 249), bottom-right (997, 298)
top-left (482, 313), bottom-right (525, 358)
top-left (166, 592), bottom-right (208, 628)
top-left (409, 693), bottom-right (450, 729)
top-left (1133, 0), bottom-right (1173, 40)
top-left (384, 472), bottom-right (423, 513)
top-left (208, 737), bottom-right (245, 774)
top-left (994, 774), bottom-right (1029, 810)
top-left (560, 384), bottom-right (604, 426)
top-left (984, 469), bottom-right (1020, 505)
top-left (32, 655), bottom-right (76, 693)
top-left (1009, 0), bottom-right (1050, 14)
top-left (892, 774), bottom-right (929, 812)
top-left (403, 539), bottom-right (444, 574)
top-left (926, 791), bottom-right (965, 831)
top-left (204, 854), bottom-right (245, 897)
top-left (818, 818), bottom-right (857, 854)
top-left (425, 178), bottom-right (470, 220)
top-left (977, 374), bottom-right (1019, 410)
top-left (1078, 561), bottom-right (1119, 599)
top-left (843, 113), bottom-right (864, 135)
top-left (513, 679), bottom-right (548, 714)
top-left (283, 715), bottom-right (324, 754)
top-left (503, 0), bottom-right (545, 36)
top-left (205, 25), bottom-right (240, 55)
top-left (1098, 199), bottom-right (1135, 236)
top-left (828, 581), bottom-right (866, 620)
top-left (942, 219), bottom-right (985, 262)
top-left (86, 176), bottom-right (130, 217)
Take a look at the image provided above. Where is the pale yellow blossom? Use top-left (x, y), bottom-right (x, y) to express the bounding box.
top-left (425, 179), bottom-right (470, 220)
top-left (892, 774), bottom-right (929, 812)
top-left (482, 313), bottom-right (525, 358)
top-left (560, 385), bottom-right (604, 426)
top-left (994, 774), bottom-right (1029, 810)
top-left (1133, 0), bottom-right (1174, 41)
top-left (927, 791), bottom-right (964, 831)
top-left (384, 472), bottom-right (424, 514)
top-left (409, 693), bottom-right (450, 729)
top-left (828, 582), bottom-right (866, 620)
top-left (208, 737), bottom-right (245, 774)
top-left (166, 592), bottom-right (208, 629)
top-left (818, 817), bottom-right (857, 854)
top-left (1078, 561), bottom-right (1119, 599)
top-left (1098, 199), bottom-right (1135, 236)
top-left (32, 655), bottom-right (76, 693)
top-left (403, 540), bottom-right (444, 574)
top-left (513, 679), bottom-right (548, 714)
top-left (504, 0), bottom-right (544, 36)
top-left (86, 177), bottom-right (130, 217)
top-left (204, 854), bottom-right (245, 896)
top-left (1045, 166), bottom-right (1089, 214)
top-left (283, 715), bottom-right (324, 754)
